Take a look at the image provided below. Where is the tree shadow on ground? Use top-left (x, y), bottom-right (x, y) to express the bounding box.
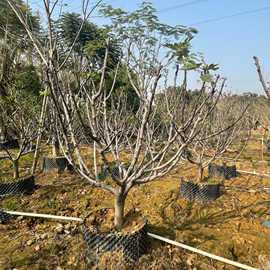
top-left (159, 194), bottom-right (270, 232)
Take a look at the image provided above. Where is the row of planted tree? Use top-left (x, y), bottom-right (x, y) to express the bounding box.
top-left (1, 1), bottom-right (270, 254)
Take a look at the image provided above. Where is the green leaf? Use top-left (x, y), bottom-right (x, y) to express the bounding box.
top-left (39, 89), bottom-right (50, 96)
top-left (182, 59), bottom-right (201, 70)
top-left (200, 73), bottom-right (213, 82)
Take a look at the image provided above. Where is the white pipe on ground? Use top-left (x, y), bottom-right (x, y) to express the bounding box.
top-left (238, 169), bottom-right (270, 178)
top-left (5, 210), bottom-right (83, 222)
top-left (2, 211), bottom-right (260, 270)
top-left (147, 233), bottom-right (259, 270)
top-left (219, 156), bottom-right (269, 163)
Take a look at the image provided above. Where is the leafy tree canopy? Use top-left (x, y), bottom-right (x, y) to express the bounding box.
top-left (0, 0), bottom-right (40, 39)
top-left (57, 12), bottom-right (121, 69)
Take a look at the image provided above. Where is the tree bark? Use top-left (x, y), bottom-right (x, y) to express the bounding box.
top-left (253, 56), bottom-right (270, 99)
top-left (198, 165), bottom-right (204, 182)
top-left (0, 112), bottom-right (7, 141)
top-left (114, 191), bottom-right (126, 229)
top-left (52, 135), bottom-right (60, 157)
top-left (13, 159), bottom-right (19, 179)
top-left (32, 95), bottom-right (47, 174)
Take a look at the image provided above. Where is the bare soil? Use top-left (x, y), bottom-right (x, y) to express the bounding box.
top-left (0, 131), bottom-right (270, 269)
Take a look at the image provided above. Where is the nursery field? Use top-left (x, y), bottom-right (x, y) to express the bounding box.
top-left (1, 0), bottom-right (270, 269)
top-left (0, 130), bottom-right (270, 270)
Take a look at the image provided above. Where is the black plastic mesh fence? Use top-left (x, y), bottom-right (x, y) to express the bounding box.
top-left (83, 223), bottom-right (149, 262)
top-left (42, 157), bottom-right (70, 172)
top-left (197, 184), bottom-right (221, 201)
top-left (180, 181), bottom-right (198, 201)
top-left (0, 139), bottom-right (19, 150)
top-left (208, 164), bottom-right (237, 180)
top-left (0, 210), bottom-right (12, 224)
top-left (180, 180), bottom-right (221, 202)
top-left (0, 176), bottom-right (35, 198)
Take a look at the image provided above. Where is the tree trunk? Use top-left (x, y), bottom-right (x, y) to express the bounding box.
top-left (0, 113), bottom-right (6, 141)
top-left (13, 159), bottom-right (19, 179)
top-left (114, 192), bottom-right (126, 229)
top-left (198, 165), bottom-right (204, 182)
top-left (52, 136), bottom-right (60, 157)
top-left (32, 95), bottom-right (47, 174)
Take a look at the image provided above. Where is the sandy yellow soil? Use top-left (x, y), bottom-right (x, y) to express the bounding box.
top-left (0, 132), bottom-right (270, 269)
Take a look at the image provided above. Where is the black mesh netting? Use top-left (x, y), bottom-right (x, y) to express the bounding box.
top-left (0, 139), bottom-right (19, 150)
top-left (180, 181), bottom-right (198, 201)
top-left (42, 157), bottom-right (72, 172)
top-left (0, 176), bottom-right (35, 198)
top-left (83, 223), bottom-right (149, 262)
top-left (180, 180), bottom-right (221, 202)
top-left (208, 164), bottom-right (237, 180)
top-left (0, 210), bottom-right (12, 224)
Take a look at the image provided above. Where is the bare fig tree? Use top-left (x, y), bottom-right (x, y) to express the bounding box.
top-left (7, 0), bottom-right (239, 228)
top-left (253, 56), bottom-right (270, 140)
top-left (157, 59), bottom-right (249, 183)
top-left (0, 99), bottom-right (39, 179)
top-left (254, 56), bottom-right (270, 99)
top-left (0, 27), bottom-right (42, 179)
top-left (183, 89), bottom-right (249, 182)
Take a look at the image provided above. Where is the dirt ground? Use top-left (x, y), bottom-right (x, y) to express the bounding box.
top-left (0, 131), bottom-right (270, 269)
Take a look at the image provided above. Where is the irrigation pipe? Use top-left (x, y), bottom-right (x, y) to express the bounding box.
top-left (147, 233), bottom-right (259, 270)
top-left (218, 156), bottom-right (269, 164)
top-left (4, 210), bottom-right (84, 223)
top-left (2, 211), bottom-right (260, 269)
top-left (238, 169), bottom-right (270, 178)
top-left (210, 155), bottom-right (270, 177)
top-left (225, 185), bottom-right (270, 194)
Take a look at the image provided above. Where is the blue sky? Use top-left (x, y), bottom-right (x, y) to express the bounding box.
top-left (29, 0), bottom-right (270, 94)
